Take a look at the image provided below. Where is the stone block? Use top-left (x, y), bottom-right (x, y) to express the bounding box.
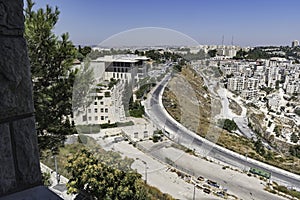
top-left (12, 117), bottom-right (41, 186)
top-left (0, 37), bottom-right (34, 120)
top-left (0, 0), bottom-right (24, 36)
top-left (0, 123), bottom-right (17, 195)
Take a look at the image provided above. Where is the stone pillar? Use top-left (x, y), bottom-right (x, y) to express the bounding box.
top-left (0, 0), bottom-right (42, 196)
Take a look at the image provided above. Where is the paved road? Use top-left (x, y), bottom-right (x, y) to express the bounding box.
top-left (145, 74), bottom-right (300, 192)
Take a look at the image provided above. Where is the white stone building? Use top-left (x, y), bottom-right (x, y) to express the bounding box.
top-left (92, 54), bottom-right (150, 84)
top-left (73, 54), bottom-right (150, 125)
top-left (227, 77), bottom-right (245, 92)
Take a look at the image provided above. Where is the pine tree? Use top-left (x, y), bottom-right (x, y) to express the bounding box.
top-left (25, 0), bottom-right (77, 150)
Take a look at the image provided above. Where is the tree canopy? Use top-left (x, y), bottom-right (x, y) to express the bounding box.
top-left (66, 149), bottom-right (146, 200)
top-left (208, 49), bottom-right (217, 57)
top-left (218, 119), bottom-right (238, 132)
top-left (25, 0), bottom-right (78, 150)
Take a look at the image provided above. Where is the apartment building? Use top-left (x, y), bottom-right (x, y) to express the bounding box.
top-left (73, 54), bottom-right (150, 125)
top-left (227, 77), bottom-right (245, 92)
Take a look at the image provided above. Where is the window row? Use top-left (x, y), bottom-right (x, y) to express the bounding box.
top-left (94, 101), bottom-right (104, 105)
top-left (88, 108), bottom-right (108, 113)
top-left (87, 116), bottom-right (108, 121)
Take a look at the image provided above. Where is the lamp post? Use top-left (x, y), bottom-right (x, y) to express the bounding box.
top-left (51, 147), bottom-right (60, 184)
top-left (54, 155), bottom-right (60, 184)
top-left (142, 160), bottom-right (147, 184)
top-left (137, 158), bottom-right (147, 184)
top-left (193, 183), bottom-right (196, 200)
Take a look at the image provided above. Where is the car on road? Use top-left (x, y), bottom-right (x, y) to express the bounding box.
top-left (197, 176), bottom-right (204, 181)
top-left (207, 179), bottom-right (220, 188)
top-left (203, 188), bottom-right (211, 194)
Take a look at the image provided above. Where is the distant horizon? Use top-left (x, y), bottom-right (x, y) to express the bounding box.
top-left (29, 0), bottom-right (300, 47)
top-left (74, 43), bottom-right (297, 48)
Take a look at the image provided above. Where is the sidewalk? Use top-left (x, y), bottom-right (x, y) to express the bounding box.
top-left (40, 163), bottom-right (75, 200)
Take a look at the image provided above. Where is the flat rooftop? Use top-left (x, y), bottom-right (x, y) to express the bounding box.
top-left (94, 54), bottom-right (150, 63)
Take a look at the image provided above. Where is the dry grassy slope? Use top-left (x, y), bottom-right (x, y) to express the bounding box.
top-left (247, 108), bottom-right (266, 136)
top-left (163, 66), bottom-right (215, 136)
top-left (228, 98), bottom-right (242, 116)
top-left (162, 66), bottom-right (300, 175)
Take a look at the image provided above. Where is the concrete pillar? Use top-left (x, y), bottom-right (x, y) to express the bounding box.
top-left (0, 0), bottom-right (42, 196)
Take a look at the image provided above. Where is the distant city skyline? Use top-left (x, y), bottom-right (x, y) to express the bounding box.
top-left (29, 0), bottom-right (300, 47)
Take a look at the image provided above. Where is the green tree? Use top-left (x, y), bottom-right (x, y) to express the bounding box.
top-left (25, 0), bottom-right (77, 150)
top-left (79, 45), bottom-right (92, 58)
top-left (291, 133), bottom-right (299, 143)
top-left (254, 139), bottom-right (265, 156)
top-left (66, 149), bottom-right (148, 200)
top-left (218, 119), bottom-right (237, 132)
top-left (289, 145), bottom-right (300, 158)
top-left (208, 49), bottom-right (217, 57)
top-left (295, 108), bottom-right (300, 116)
top-left (233, 49), bottom-right (247, 59)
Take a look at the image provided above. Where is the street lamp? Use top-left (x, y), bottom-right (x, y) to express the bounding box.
top-left (51, 147), bottom-right (60, 185)
top-left (141, 160), bottom-right (147, 184)
top-left (137, 158), bottom-right (147, 184)
top-left (193, 183), bottom-right (196, 200)
top-left (190, 177), bottom-right (196, 200)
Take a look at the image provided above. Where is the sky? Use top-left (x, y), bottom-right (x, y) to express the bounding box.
top-left (27, 0), bottom-right (300, 47)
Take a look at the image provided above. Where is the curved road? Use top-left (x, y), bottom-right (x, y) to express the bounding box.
top-left (145, 74), bottom-right (300, 191)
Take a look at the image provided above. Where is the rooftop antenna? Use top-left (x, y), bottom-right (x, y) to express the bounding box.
top-left (222, 35), bottom-right (224, 46)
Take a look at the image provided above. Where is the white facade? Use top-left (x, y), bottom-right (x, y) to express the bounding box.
top-left (73, 54), bottom-right (150, 125)
top-left (73, 81), bottom-right (127, 125)
top-left (228, 77), bottom-right (245, 92)
top-left (286, 82), bottom-right (299, 94)
top-left (292, 40), bottom-right (299, 48)
top-left (92, 54), bottom-right (150, 85)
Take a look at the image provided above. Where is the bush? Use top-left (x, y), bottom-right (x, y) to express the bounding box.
top-left (100, 123), bottom-right (117, 129)
top-left (218, 119), bottom-right (237, 132)
top-left (129, 101), bottom-right (144, 118)
top-left (42, 172), bottom-right (51, 186)
top-left (152, 134), bottom-right (161, 143)
top-left (295, 108), bottom-right (300, 116)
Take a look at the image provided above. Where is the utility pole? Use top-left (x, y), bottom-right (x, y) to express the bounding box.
top-left (52, 147), bottom-right (60, 185)
top-left (145, 162), bottom-right (147, 184)
top-left (54, 155), bottom-right (59, 184)
top-left (193, 183), bottom-right (196, 200)
top-left (222, 35), bottom-right (224, 46)
top-left (137, 158), bottom-right (147, 184)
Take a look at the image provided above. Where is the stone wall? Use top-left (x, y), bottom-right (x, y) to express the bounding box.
top-left (0, 0), bottom-right (42, 196)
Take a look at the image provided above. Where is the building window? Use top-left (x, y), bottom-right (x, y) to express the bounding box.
top-left (82, 115), bottom-right (87, 121)
top-left (88, 116), bottom-right (92, 121)
top-left (100, 101), bottom-right (104, 105)
top-left (101, 108), bottom-right (104, 112)
top-left (95, 116), bottom-right (98, 121)
top-left (94, 108), bottom-right (98, 113)
top-left (94, 101), bottom-right (97, 105)
top-left (101, 116), bottom-right (104, 120)
top-left (105, 108), bottom-right (108, 113)
top-left (88, 109), bottom-right (91, 113)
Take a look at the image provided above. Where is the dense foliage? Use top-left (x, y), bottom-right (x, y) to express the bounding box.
top-left (218, 119), bottom-right (238, 132)
top-left (289, 145), bottom-right (300, 158)
top-left (66, 148), bottom-right (174, 200)
top-left (25, 0), bottom-right (78, 150)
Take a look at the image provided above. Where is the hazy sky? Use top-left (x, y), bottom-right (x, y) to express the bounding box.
top-left (28, 0), bottom-right (300, 47)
